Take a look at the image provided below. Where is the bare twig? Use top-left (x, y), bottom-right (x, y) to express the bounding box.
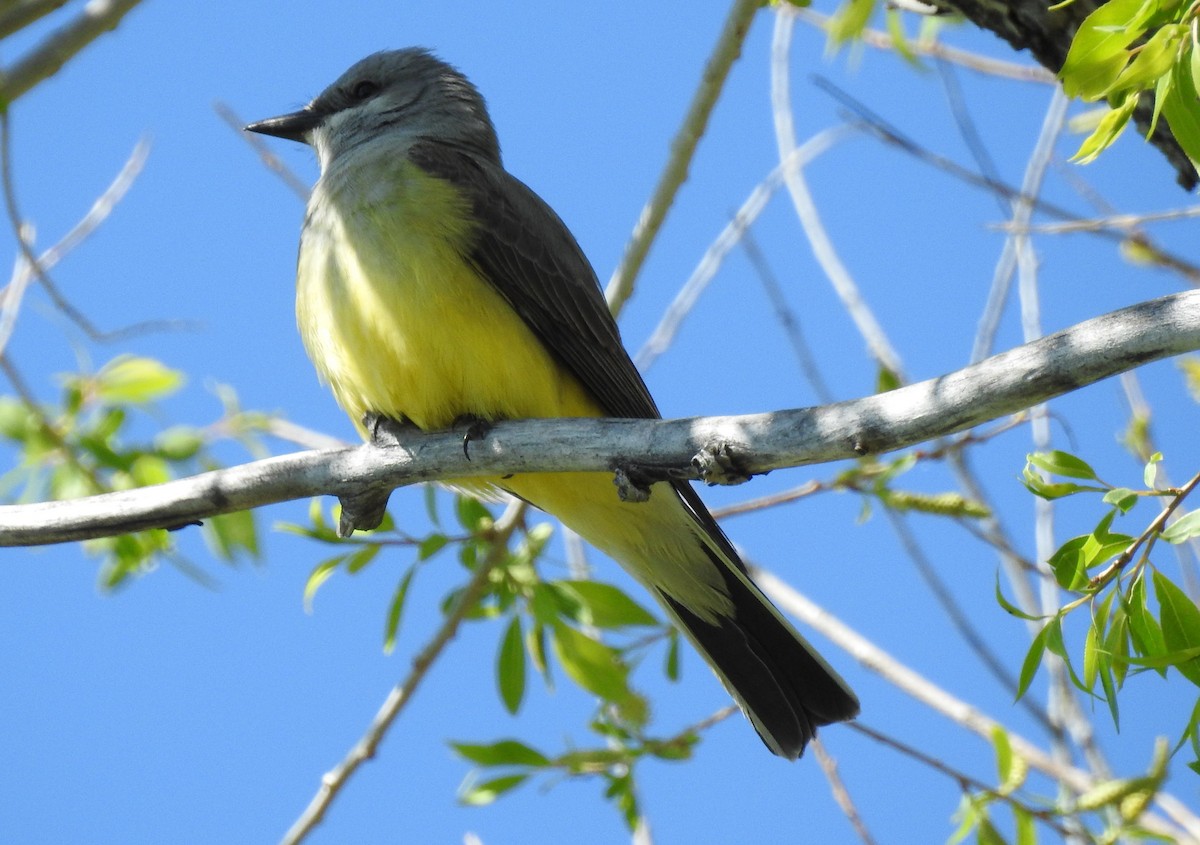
top-left (280, 500), bottom-right (525, 845)
top-left (812, 78), bottom-right (1200, 284)
top-left (771, 11), bottom-right (906, 379)
top-left (0, 0), bottom-right (144, 104)
top-left (216, 100), bottom-right (310, 201)
top-left (0, 0), bottom-right (70, 41)
top-left (0, 116), bottom-right (190, 350)
top-left (740, 226), bottom-right (835, 404)
top-left (811, 738), bottom-right (877, 845)
top-left (845, 723), bottom-right (1075, 839)
top-left (789, 6), bottom-right (1056, 83)
top-left (605, 0), bottom-right (760, 314)
top-left (634, 126), bottom-right (850, 370)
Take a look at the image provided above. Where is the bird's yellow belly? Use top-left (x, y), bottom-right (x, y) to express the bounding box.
top-left (296, 166), bottom-right (602, 432)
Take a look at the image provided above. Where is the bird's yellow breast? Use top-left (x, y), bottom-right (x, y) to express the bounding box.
top-left (296, 159), bottom-right (603, 432)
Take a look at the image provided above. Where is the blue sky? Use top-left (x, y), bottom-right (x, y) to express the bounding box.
top-left (2, 2), bottom-right (1199, 843)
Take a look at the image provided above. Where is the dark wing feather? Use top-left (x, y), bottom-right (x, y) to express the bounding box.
top-left (410, 141), bottom-right (749, 568)
top-left (409, 141), bottom-right (659, 421)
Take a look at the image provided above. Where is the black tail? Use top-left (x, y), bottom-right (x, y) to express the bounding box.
top-left (658, 546), bottom-right (859, 759)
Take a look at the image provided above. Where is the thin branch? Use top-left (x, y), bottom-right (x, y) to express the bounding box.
top-left (604, 0), bottom-right (760, 314)
top-left (280, 501), bottom-right (525, 845)
top-left (0, 0), bottom-right (144, 104)
top-left (0, 117), bottom-right (190, 349)
top-left (771, 10), bottom-right (906, 379)
top-left (740, 225), bottom-right (835, 404)
top-left (215, 100), bottom-right (310, 202)
top-left (790, 6), bottom-right (1057, 84)
top-left (4, 291), bottom-right (1200, 546)
top-left (881, 507), bottom-right (1055, 733)
top-left (633, 126), bottom-right (850, 370)
top-left (845, 723), bottom-right (1076, 839)
top-left (0, 0), bottom-right (69, 40)
top-left (997, 204), bottom-right (1200, 235)
top-left (811, 737), bottom-right (877, 845)
top-left (813, 78), bottom-right (1200, 284)
top-left (1092, 469), bottom-right (1200, 586)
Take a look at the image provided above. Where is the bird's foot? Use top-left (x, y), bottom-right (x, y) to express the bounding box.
top-left (453, 414), bottom-right (493, 461)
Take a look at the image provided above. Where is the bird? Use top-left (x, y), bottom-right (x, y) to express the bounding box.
top-left (246, 48), bottom-right (858, 758)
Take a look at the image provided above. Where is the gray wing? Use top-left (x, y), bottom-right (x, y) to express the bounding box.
top-left (409, 142), bottom-right (750, 569)
top-left (409, 141), bottom-right (659, 421)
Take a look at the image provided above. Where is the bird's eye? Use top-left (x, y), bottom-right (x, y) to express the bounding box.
top-left (351, 80), bottom-right (379, 101)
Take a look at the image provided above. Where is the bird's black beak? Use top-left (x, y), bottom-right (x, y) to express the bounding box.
top-left (245, 108), bottom-right (321, 143)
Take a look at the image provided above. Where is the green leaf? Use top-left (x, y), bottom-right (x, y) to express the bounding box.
top-left (1021, 466), bottom-right (1096, 500)
top-left (551, 580), bottom-right (659, 629)
top-left (1072, 90), bottom-right (1140, 162)
top-left (344, 543), bottom-right (380, 573)
top-left (1084, 622), bottom-right (1100, 691)
top-left (1048, 536), bottom-right (1089, 590)
top-left (423, 484), bottom-right (440, 526)
top-left (884, 7), bottom-right (922, 67)
top-left (1117, 23), bottom-right (1186, 91)
top-left (1080, 511), bottom-right (1133, 570)
top-left (1013, 805), bottom-right (1036, 845)
top-left (154, 425), bottom-right (204, 461)
top-left (455, 495), bottom-right (493, 532)
top-left (995, 574), bottom-right (1042, 621)
top-left (303, 555), bottom-right (345, 612)
top-left (665, 629), bottom-right (681, 681)
top-left (497, 615), bottom-right (526, 714)
top-left (1125, 572), bottom-right (1167, 673)
top-left (129, 454), bottom-right (171, 487)
top-left (1044, 615), bottom-right (1090, 692)
top-left (204, 509), bottom-right (259, 562)
top-left (1102, 487), bottom-right (1139, 513)
top-left (1028, 450), bottom-right (1100, 481)
top-left (992, 725), bottom-right (1015, 792)
top-left (526, 622), bottom-right (550, 683)
top-left (1144, 452), bottom-right (1163, 488)
top-left (417, 532), bottom-right (449, 561)
top-left (94, 355), bottom-right (185, 404)
top-left (550, 621), bottom-right (631, 703)
top-left (451, 738), bottom-right (548, 767)
top-left (1154, 570), bottom-right (1200, 686)
top-left (1059, 0), bottom-right (1151, 99)
top-left (1163, 51), bottom-right (1200, 165)
top-left (1161, 510), bottom-right (1200, 544)
top-left (827, 0), bottom-right (875, 46)
top-left (875, 363), bottom-right (901, 394)
top-left (0, 396), bottom-right (32, 440)
top-left (458, 772), bottom-right (529, 806)
top-left (1017, 623), bottom-right (1050, 700)
top-left (382, 566), bottom-right (416, 654)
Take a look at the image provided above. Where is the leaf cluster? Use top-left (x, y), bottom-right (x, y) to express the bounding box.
top-left (0, 355), bottom-right (259, 585)
top-left (1010, 449), bottom-right (1200, 792)
top-left (1059, 0), bottom-right (1200, 165)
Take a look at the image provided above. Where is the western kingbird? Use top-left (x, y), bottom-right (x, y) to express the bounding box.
top-left (247, 48), bottom-right (858, 758)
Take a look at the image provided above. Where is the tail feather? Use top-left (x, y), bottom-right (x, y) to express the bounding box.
top-left (657, 545), bottom-right (859, 760)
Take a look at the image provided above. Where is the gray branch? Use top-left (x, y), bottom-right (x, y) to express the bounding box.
top-left (3, 290), bottom-right (1199, 547)
top-left (0, 0), bottom-right (143, 104)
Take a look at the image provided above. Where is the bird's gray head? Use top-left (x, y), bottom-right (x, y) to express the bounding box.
top-left (247, 48), bottom-right (500, 168)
